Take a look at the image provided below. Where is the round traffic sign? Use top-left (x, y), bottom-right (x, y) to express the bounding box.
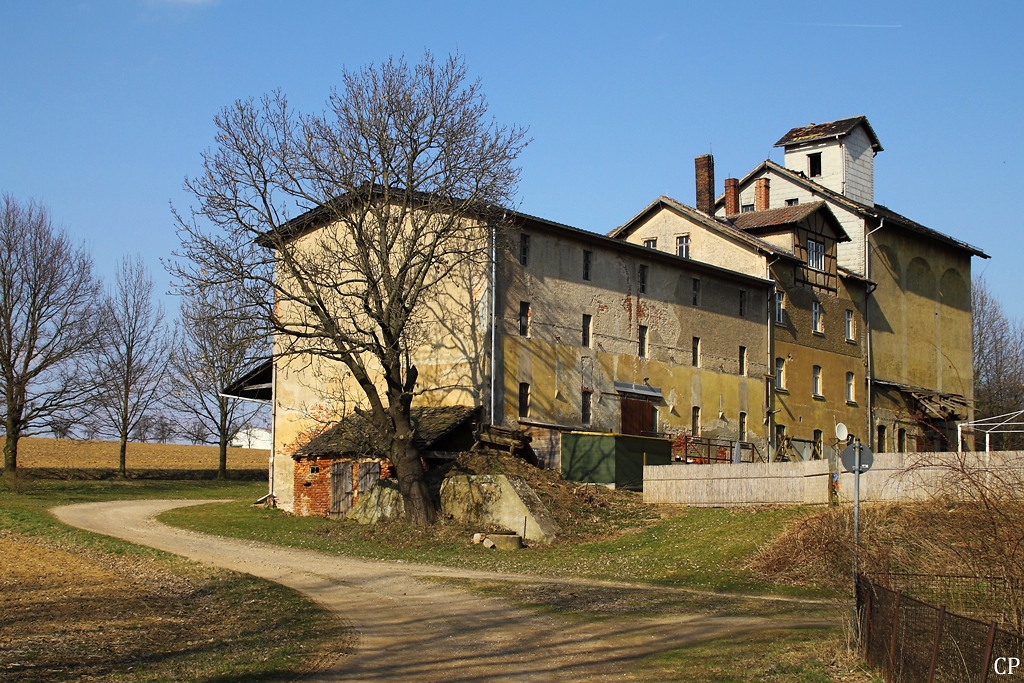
top-left (841, 443), bottom-right (874, 473)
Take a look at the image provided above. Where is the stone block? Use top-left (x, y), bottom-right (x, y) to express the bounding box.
top-left (440, 474), bottom-right (560, 544)
top-left (347, 479), bottom-right (405, 524)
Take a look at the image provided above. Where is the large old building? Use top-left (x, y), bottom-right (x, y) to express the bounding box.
top-left (714, 116), bottom-right (987, 453)
top-left (248, 115), bottom-right (987, 514)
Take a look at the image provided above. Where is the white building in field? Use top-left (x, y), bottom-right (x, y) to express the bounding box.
top-left (230, 427), bottom-right (272, 450)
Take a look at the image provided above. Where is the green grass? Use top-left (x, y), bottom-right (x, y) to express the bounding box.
top-left (0, 476), bottom-right (266, 554)
top-left (161, 499), bottom-right (826, 596)
top-left (636, 626), bottom-right (879, 683)
top-left (0, 476), bottom-right (351, 682)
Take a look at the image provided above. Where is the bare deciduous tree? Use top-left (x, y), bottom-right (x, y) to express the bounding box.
top-left (172, 52), bottom-right (527, 523)
top-left (0, 196), bottom-right (101, 476)
top-left (972, 275), bottom-right (1024, 449)
top-left (91, 256), bottom-right (173, 476)
top-left (166, 282), bottom-right (266, 478)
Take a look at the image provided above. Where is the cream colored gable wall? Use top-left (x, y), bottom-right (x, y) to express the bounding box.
top-left (621, 206), bottom-right (766, 278)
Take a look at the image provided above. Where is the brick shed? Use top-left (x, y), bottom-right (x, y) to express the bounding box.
top-left (291, 406), bottom-right (480, 517)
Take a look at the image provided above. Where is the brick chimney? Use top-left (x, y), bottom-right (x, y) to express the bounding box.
top-left (695, 154), bottom-right (715, 215)
top-left (755, 178), bottom-right (770, 211)
top-left (724, 178), bottom-right (739, 215)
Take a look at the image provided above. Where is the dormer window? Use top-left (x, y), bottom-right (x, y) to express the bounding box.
top-left (808, 153), bottom-right (822, 178)
top-left (807, 239), bottom-right (825, 271)
top-left (741, 203), bottom-right (755, 213)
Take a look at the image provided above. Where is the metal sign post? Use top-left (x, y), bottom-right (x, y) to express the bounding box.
top-left (854, 440), bottom-right (861, 578)
top-left (841, 440), bottom-right (874, 581)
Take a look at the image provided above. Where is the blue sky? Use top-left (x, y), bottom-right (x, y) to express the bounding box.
top-left (2, 1), bottom-right (1022, 316)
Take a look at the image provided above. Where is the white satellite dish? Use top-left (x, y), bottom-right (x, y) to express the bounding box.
top-left (836, 422), bottom-right (849, 441)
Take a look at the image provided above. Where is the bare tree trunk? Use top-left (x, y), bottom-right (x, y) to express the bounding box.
top-left (390, 402), bottom-right (435, 525)
top-left (118, 434), bottom-right (128, 477)
top-left (218, 401), bottom-right (228, 479)
top-left (3, 412), bottom-right (19, 477)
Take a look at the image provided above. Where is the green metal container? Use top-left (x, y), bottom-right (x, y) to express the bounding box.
top-left (560, 432), bottom-right (672, 490)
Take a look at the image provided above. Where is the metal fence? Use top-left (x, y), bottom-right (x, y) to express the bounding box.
top-left (658, 433), bottom-right (763, 464)
top-left (872, 574), bottom-right (1024, 634)
top-left (857, 574), bottom-right (1024, 682)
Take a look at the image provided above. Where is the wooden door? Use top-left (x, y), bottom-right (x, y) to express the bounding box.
top-left (620, 396), bottom-right (654, 436)
top-left (330, 461), bottom-right (353, 516)
top-left (357, 461), bottom-right (380, 496)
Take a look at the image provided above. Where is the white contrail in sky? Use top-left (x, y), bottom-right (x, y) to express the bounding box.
top-left (791, 23), bottom-right (903, 28)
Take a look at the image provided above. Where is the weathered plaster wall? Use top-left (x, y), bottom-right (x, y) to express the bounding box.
top-left (270, 221), bottom-right (491, 513)
top-left (497, 226), bottom-right (771, 460)
top-left (869, 229), bottom-right (974, 401)
top-left (773, 262), bottom-right (867, 445)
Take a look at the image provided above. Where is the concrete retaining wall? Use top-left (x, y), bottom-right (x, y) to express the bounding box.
top-left (644, 451), bottom-right (1024, 507)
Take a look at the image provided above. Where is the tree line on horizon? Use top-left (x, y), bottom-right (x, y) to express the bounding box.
top-left (0, 195), bottom-right (268, 478)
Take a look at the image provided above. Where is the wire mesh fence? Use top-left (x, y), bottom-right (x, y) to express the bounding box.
top-left (871, 573), bottom-right (1024, 634)
top-left (857, 574), bottom-right (1024, 682)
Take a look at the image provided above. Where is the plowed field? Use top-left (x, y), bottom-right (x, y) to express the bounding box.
top-left (5, 437), bottom-right (269, 471)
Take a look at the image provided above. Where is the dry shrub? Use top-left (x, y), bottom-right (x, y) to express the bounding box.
top-left (747, 504), bottom-right (908, 591)
top-left (750, 452), bottom-right (1024, 603)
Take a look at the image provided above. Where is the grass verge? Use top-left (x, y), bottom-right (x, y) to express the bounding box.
top-left (635, 626), bottom-right (879, 683)
top-left (0, 476), bottom-right (352, 682)
top-left (162, 498), bottom-right (827, 596)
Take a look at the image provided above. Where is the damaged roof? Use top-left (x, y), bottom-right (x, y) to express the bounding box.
top-left (774, 116), bottom-right (883, 152)
top-left (295, 405), bottom-right (479, 459)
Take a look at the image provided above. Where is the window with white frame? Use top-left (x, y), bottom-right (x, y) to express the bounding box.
top-left (845, 309), bottom-right (855, 341)
top-left (643, 238), bottom-right (657, 249)
top-left (638, 325), bottom-right (649, 358)
top-left (812, 365), bottom-right (823, 397)
top-left (775, 357), bottom-right (786, 390)
top-left (638, 264), bottom-right (648, 294)
top-left (807, 239), bottom-right (825, 271)
top-left (774, 292), bottom-right (784, 324)
top-left (812, 301), bottom-right (823, 333)
top-left (582, 313), bottom-right (593, 348)
top-left (676, 235), bottom-right (690, 258)
top-left (846, 372), bottom-right (856, 403)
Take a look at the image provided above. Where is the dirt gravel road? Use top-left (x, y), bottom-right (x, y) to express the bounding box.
top-left (54, 500), bottom-right (829, 682)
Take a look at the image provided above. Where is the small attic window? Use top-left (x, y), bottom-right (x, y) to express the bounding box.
top-left (808, 153), bottom-right (822, 178)
top-left (785, 198), bottom-right (799, 206)
top-left (741, 203), bottom-right (755, 213)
